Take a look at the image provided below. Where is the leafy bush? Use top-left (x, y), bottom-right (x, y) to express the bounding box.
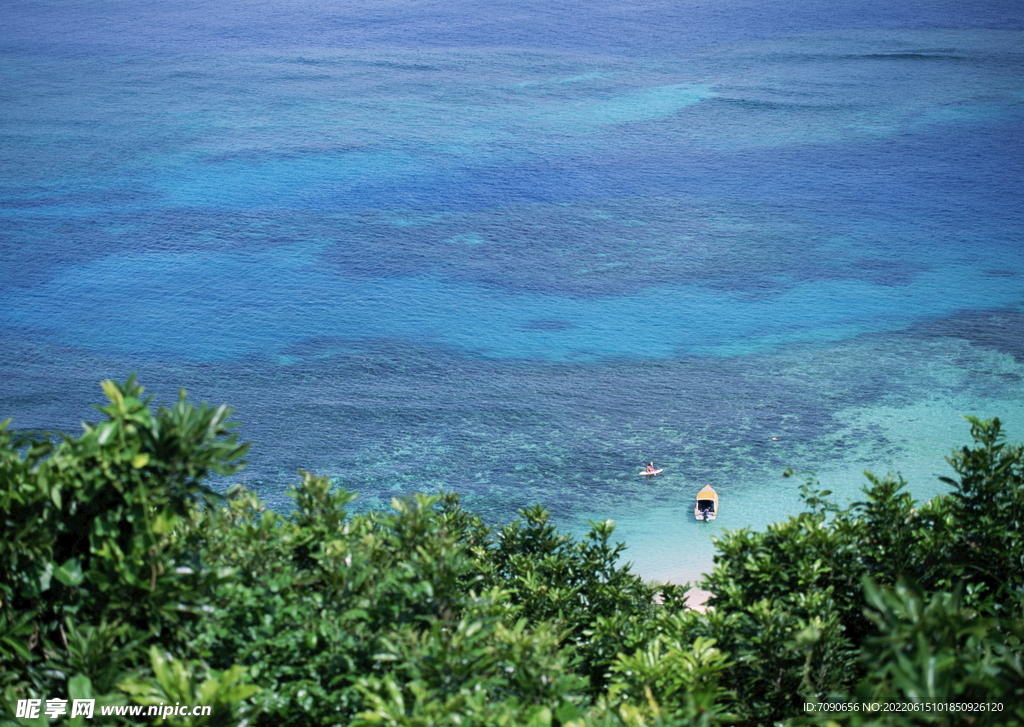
top-left (702, 417), bottom-right (1024, 726)
top-left (1, 376), bottom-right (247, 717)
top-left (2, 381), bottom-right (1021, 727)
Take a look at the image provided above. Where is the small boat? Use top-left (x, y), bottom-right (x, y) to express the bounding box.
top-left (694, 484), bottom-right (718, 521)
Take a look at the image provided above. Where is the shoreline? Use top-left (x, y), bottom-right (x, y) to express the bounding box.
top-left (637, 557), bottom-right (714, 612)
top-left (684, 585), bottom-right (712, 612)
top-left (650, 575), bottom-right (713, 612)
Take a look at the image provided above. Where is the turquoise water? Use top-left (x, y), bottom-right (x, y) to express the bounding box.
top-left (3, 2), bottom-right (1023, 584)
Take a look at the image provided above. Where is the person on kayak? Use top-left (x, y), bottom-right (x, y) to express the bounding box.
top-left (645, 462), bottom-right (656, 473)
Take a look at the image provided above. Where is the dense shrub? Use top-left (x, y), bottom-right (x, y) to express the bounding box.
top-left (701, 416), bottom-right (1024, 726)
top-left (2, 380), bottom-right (1021, 726)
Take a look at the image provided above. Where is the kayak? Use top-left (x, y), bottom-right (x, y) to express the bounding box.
top-left (638, 469), bottom-right (664, 476)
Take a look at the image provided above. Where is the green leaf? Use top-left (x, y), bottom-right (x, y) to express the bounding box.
top-left (54, 558), bottom-right (84, 587)
top-left (67, 674), bottom-right (93, 701)
top-left (38, 561), bottom-right (54, 592)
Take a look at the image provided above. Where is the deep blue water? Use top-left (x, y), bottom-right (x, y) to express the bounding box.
top-left (3, 0), bottom-right (1023, 581)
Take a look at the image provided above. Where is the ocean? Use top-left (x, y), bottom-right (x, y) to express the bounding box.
top-left (3, 0), bottom-right (1023, 583)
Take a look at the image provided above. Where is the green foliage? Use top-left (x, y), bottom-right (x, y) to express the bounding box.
top-left (701, 417), bottom-right (1023, 726)
top-left (2, 383), bottom-right (1021, 727)
top-left (700, 499), bottom-right (861, 723)
top-left (351, 613), bottom-right (584, 727)
top-left (474, 505), bottom-right (687, 693)
top-left (605, 636), bottom-right (734, 723)
top-left (937, 416), bottom-right (1024, 608)
top-left (119, 646), bottom-right (260, 726)
top-left (798, 580), bottom-right (1024, 727)
top-left (1, 376), bottom-right (247, 710)
top-left (185, 475), bottom-right (670, 725)
top-left (858, 579), bottom-right (1024, 712)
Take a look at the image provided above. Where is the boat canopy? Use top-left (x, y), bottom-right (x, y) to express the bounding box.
top-left (695, 484), bottom-right (719, 521)
top-left (696, 485), bottom-right (717, 509)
